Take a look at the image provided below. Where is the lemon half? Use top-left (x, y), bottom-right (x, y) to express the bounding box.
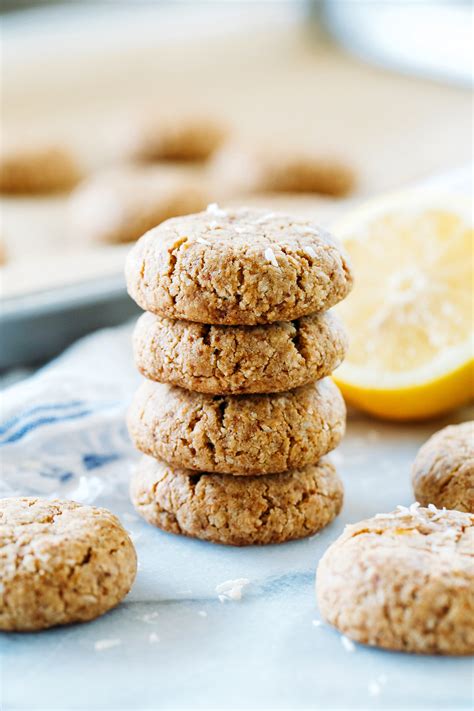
top-left (333, 191), bottom-right (473, 421)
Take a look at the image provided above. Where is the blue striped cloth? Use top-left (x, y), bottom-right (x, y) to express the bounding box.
top-left (0, 322), bottom-right (141, 502)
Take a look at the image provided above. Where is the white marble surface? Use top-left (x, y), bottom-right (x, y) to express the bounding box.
top-left (2, 398), bottom-right (473, 710)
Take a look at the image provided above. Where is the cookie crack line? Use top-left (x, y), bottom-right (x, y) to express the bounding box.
top-left (128, 379), bottom-right (345, 475)
top-left (316, 507), bottom-right (474, 654)
top-left (126, 207), bottom-right (353, 325)
top-left (131, 457), bottom-right (343, 546)
top-left (0, 498), bottom-right (137, 631)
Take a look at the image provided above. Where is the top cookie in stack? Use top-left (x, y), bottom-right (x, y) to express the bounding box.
top-left (126, 204), bottom-right (352, 326)
top-left (125, 205), bottom-right (353, 546)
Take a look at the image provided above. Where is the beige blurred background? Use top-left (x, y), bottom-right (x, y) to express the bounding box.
top-left (1, 0), bottom-right (472, 365)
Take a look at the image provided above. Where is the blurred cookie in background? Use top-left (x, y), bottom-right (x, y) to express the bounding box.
top-left (209, 143), bottom-right (356, 198)
top-left (412, 422), bottom-right (474, 513)
top-left (0, 143), bottom-right (81, 195)
top-left (130, 112), bottom-right (228, 162)
top-left (68, 166), bottom-right (209, 244)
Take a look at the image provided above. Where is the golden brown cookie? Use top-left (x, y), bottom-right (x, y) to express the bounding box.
top-left (125, 206), bottom-right (353, 325)
top-left (69, 167), bottom-right (208, 244)
top-left (0, 144), bottom-right (80, 194)
top-left (131, 113), bottom-right (227, 162)
top-left (412, 422), bottom-right (474, 513)
top-left (0, 497), bottom-right (137, 631)
top-left (133, 309), bottom-right (348, 394)
top-left (210, 144), bottom-right (355, 197)
top-left (316, 505), bottom-right (474, 655)
top-left (127, 377), bottom-right (346, 475)
top-left (131, 455), bottom-right (343, 546)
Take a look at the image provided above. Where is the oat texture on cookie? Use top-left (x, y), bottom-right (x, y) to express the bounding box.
top-left (316, 505), bottom-right (474, 654)
top-left (125, 206), bottom-right (353, 325)
top-left (0, 497), bottom-right (137, 631)
top-left (125, 205), bottom-right (352, 545)
top-left (412, 422), bottom-right (474, 513)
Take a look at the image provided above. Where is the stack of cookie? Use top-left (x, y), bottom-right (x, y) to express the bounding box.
top-left (125, 205), bottom-right (353, 546)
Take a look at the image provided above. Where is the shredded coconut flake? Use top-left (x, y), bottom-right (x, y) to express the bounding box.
top-left (312, 619), bottom-right (322, 627)
top-left (303, 246), bottom-right (317, 259)
top-left (341, 636), bottom-right (356, 652)
top-left (94, 638), bottom-right (121, 651)
top-left (141, 611), bottom-right (159, 624)
top-left (206, 203), bottom-right (227, 217)
top-left (368, 680), bottom-right (381, 697)
top-left (196, 237), bottom-right (211, 246)
top-left (395, 505), bottom-right (410, 515)
top-left (295, 225), bottom-right (319, 235)
top-left (215, 578), bottom-right (250, 602)
top-left (260, 424), bottom-right (273, 433)
top-left (254, 212), bottom-right (276, 224)
top-left (264, 247), bottom-right (279, 268)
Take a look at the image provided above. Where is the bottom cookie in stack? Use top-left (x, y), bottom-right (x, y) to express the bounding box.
top-left (130, 455), bottom-right (343, 546)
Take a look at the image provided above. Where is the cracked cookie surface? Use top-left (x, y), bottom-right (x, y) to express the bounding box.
top-left (133, 309), bottom-right (348, 394)
top-left (131, 455), bottom-right (343, 546)
top-left (316, 505), bottom-right (474, 654)
top-left (412, 422), bottom-right (473, 513)
top-left (127, 377), bottom-right (346, 475)
top-left (125, 206), bottom-right (353, 325)
top-left (0, 497), bottom-right (137, 631)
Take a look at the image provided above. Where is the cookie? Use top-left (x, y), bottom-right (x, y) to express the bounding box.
top-left (0, 144), bottom-right (80, 194)
top-left (131, 113), bottom-right (227, 162)
top-left (127, 377), bottom-right (346, 475)
top-left (412, 422), bottom-right (474, 513)
top-left (131, 455), bottom-right (343, 546)
top-left (125, 206), bottom-right (353, 325)
top-left (210, 144), bottom-right (355, 197)
top-left (133, 309), bottom-right (348, 394)
top-left (0, 497), bottom-right (137, 631)
top-left (69, 167), bottom-right (208, 244)
top-left (316, 505), bottom-right (474, 655)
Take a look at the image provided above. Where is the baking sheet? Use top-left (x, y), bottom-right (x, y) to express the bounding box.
top-left (1, 2), bottom-right (472, 301)
top-left (1, 4), bottom-right (471, 368)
